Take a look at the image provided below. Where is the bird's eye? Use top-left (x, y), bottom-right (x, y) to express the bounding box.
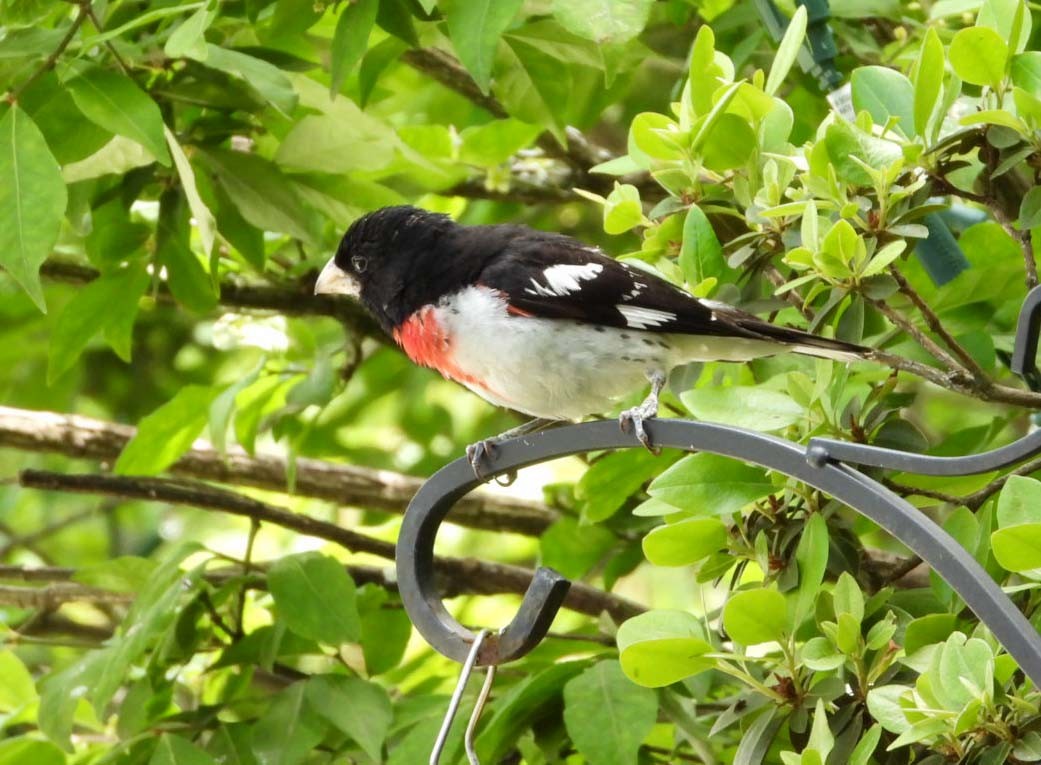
top-left (351, 255), bottom-right (368, 273)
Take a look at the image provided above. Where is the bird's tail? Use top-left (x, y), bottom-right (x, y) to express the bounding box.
top-left (732, 316), bottom-right (870, 363)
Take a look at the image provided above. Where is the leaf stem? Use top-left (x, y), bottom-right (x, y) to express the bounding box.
top-left (5, 2), bottom-right (90, 103)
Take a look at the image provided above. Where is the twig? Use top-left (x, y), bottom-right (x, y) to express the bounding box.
top-left (990, 204), bottom-right (1039, 290)
top-left (0, 583), bottom-right (132, 608)
top-left (865, 294), bottom-right (970, 378)
top-left (236, 519), bottom-right (260, 636)
top-left (5, 3), bottom-right (89, 103)
top-left (83, 5), bottom-right (132, 75)
top-left (961, 454), bottom-right (1041, 510)
top-left (0, 504), bottom-right (112, 558)
top-left (887, 266), bottom-right (989, 382)
top-left (0, 405), bottom-right (558, 536)
top-left (881, 478), bottom-right (961, 505)
top-left (19, 470), bottom-right (643, 622)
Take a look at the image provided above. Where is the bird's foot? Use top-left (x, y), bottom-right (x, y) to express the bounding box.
top-left (619, 402), bottom-right (661, 455)
top-left (465, 418), bottom-right (558, 481)
top-left (619, 370), bottom-right (666, 455)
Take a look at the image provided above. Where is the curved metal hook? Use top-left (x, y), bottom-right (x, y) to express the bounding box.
top-left (808, 284), bottom-right (1041, 472)
top-left (397, 419), bottom-right (1041, 686)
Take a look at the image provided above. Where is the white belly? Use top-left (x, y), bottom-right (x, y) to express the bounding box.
top-left (425, 287), bottom-right (777, 420)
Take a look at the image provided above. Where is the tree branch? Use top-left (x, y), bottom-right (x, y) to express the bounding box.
top-left (5, 3), bottom-right (89, 103)
top-left (40, 259), bottom-right (387, 342)
top-left (18, 470), bottom-right (643, 623)
top-left (0, 405), bottom-right (557, 536)
top-left (0, 583), bottom-right (132, 609)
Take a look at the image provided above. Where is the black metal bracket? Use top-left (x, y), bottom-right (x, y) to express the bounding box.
top-left (396, 286), bottom-right (1041, 685)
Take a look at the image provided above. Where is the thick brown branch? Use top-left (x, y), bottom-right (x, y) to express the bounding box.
top-left (0, 405), bottom-right (557, 536)
top-left (19, 470), bottom-right (642, 622)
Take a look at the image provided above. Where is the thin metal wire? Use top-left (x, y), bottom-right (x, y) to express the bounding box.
top-left (430, 629), bottom-right (489, 765)
top-left (464, 664), bottom-right (497, 764)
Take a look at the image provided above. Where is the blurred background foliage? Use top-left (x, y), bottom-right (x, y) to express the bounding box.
top-left (3, 0), bottom-right (1041, 763)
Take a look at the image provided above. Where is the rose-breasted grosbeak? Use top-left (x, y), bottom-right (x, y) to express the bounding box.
top-left (315, 206), bottom-right (869, 474)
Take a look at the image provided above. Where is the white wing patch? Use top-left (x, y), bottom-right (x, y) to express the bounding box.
top-left (525, 263), bottom-right (603, 297)
top-left (617, 305), bottom-right (677, 329)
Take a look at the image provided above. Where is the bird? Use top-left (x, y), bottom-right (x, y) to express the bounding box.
top-left (314, 205), bottom-right (870, 476)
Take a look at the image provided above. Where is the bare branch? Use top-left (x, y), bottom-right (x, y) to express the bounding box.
top-left (19, 470), bottom-right (643, 623)
top-left (0, 405), bottom-right (557, 536)
top-left (0, 583), bottom-right (132, 609)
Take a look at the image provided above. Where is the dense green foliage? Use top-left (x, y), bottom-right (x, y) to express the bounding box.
top-left (4, 0), bottom-right (1041, 763)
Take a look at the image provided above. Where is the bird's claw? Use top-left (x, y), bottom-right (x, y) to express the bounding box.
top-left (466, 439), bottom-right (497, 479)
top-left (465, 439), bottom-right (519, 484)
top-left (619, 407), bottom-right (661, 455)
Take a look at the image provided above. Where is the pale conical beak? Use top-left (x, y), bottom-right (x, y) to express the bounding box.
top-left (314, 257), bottom-right (359, 297)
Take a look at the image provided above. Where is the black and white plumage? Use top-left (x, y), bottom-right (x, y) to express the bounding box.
top-left (315, 205), bottom-right (869, 469)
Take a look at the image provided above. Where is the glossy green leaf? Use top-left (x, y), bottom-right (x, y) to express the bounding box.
top-left (793, 512), bottom-right (828, 625)
top-left (642, 517), bottom-right (727, 567)
top-left (0, 105), bottom-right (67, 312)
top-left (997, 475), bottom-right (1041, 527)
top-left (115, 385), bottom-right (217, 474)
top-left (765, 5), bottom-right (806, 96)
top-left (991, 523), bottom-right (1041, 571)
top-left (268, 552), bottom-right (360, 644)
top-left (330, 0), bottom-right (378, 94)
top-left (851, 66), bottom-right (914, 137)
top-left (618, 610), bottom-right (714, 687)
top-left (913, 28), bottom-right (945, 137)
top-left (682, 386), bottom-right (801, 432)
top-left (723, 588), bottom-right (787, 644)
top-left (442, 0), bottom-right (523, 93)
top-left (649, 453), bottom-right (772, 517)
top-left (603, 183), bottom-right (644, 234)
top-left (678, 204), bottom-right (725, 284)
top-left (949, 27), bottom-right (1008, 89)
top-left (563, 661), bottom-right (657, 765)
top-left (65, 69), bottom-right (170, 165)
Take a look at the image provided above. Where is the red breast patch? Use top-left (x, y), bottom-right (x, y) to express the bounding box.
top-left (393, 308), bottom-right (502, 398)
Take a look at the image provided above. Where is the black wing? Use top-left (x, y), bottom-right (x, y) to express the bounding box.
top-left (472, 227), bottom-right (767, 340)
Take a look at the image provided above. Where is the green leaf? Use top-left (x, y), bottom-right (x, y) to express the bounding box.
top-left (678, 204), bottom-right (725, 285)
top-left (604, 183), bottom-right (644, 234)
top-left (563, 660), bottom-right (658, 765)
top-left (734, 707), bottom-right (783, 765)
top-left (1012, 52), bottom-right (1041, 94)
top-left (268, 552), bottom-right (360, 644)
top-left (48, 265), bottom-right (149, 382)
top-left (202, 149), bottom-right (317, 242)
top-left (64, 69), bottom-right (171, 165)
top-left (359, 597), bottom-right (412, 675)
top-left (164, 127), bottom-right (217, 256)
top-left (628, 112), bottom-right (684, 163)
top-left (0, 651), bottom-right (36, 711)
top-left (806, 699), bottom-right (835, 760)
top-left (681, 386), bottom-right (801, 432)
top-left (913, 28), bottom-right (945, 137)
top-left (459, 119), bottom-right (542, 166)
top-left (442, 0), bottom-right (524, 93)
top-left (252, 683), bottom-right (326, 765)
top-left (305, 676), bottom-right (391, 762)
top-left (576, 448), bottom-right (668, 523)
top-left (997, 475), bottom-right (1041, 526)
top-left (156, 190), bottom-right (218, 313)
top-left (617, 610), bottom-right (714, 687)
top-left (476, 663), bottom-right (586, 763)
top-left (164, 3), bottom-right (216, 60)
top-left (978, 0), bottom-right (1032, 54)
top-left (494, 38), bottom-right (572, 141)
top-left (701, 112), bottom-right (755, 171)
top-left (765, 5), bottom-right (807, 96)
top-left (275, 111), bottom-right (397, 174)
top-left (642, 517), bottom-right (727, 567)
top-left (0, 739), bottom-right (65, 765)
top-left (73, 556), bottom-right (158, 593)
top-left (115, 385), bottom-right (218, 474)
top-left (1020, 186), bottom-right (1041, 230)
top-left (723, 588), bottom-right (787, 644)
top-left (801, 637), bottom-right (845, 670)
top-left (541, 517), bottom-right (618, 578)
top-left (793, 512), bottom-right (828, 626)
top-left (0, 105), bottom-right (67, 312)
top-left (150, 734), bottom-right (218, 765)
top-left (851, 66), bottom-right (914, 137)
top-left (552, 0), bottom-right (653, 45)
top-left (991, 523), bottom-right (1041, 571)
top-left (330, 0), bottom-right (379, 94)
top-left (949, 27), bottom-right (1008, 89)
top-left (832, 572), bottom-right (864, 623)
top-left (191, 45), bottom-right (297, 115)
top-left (865, 685), bottom-right (911, 734)
top-left (649, 453), bottom-right (772, 517)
